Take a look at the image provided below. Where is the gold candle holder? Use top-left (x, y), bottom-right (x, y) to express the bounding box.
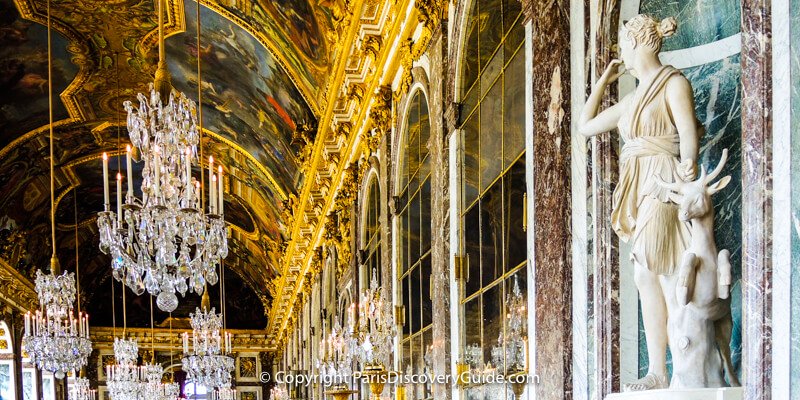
top-left (361, 364), bottom-right (390, 399)
top-left (507, 369), bottom-right (528, 400)
top-left (324, 384), bottom-right (357, 400)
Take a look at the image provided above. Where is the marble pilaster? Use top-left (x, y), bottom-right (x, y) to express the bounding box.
top-left (771, 2), bottom-right (797, 397)
top-left (524, 0), bottom-right (573, 398)
top-left (590, 0), bottom-right (621, 397)
top-left (740, 1), bottom-right (773, 399)
top-left (785, 1), bottom-right (800, 398)
top-left (10, 311), bottom-right (23, 400)
top-left (569, 0), bottom-right (591, 397)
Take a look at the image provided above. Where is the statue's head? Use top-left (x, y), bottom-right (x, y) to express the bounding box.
top-left (619, 15), bottom-right (677, 76)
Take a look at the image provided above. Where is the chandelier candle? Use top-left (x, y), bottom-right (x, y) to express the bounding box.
top-left (116, 173), bottom-right (122, 224)
top-left (126, 145), bottom-right (133, 198)
top-left (209, 156), bottom-right (215, 213)
top-left (217, 165), bottom-right (223, 214)
top-left (185, 149), bottom-right (191, 188)
top-left (103, 152), bottom-right (110, 210)
top-left (211, 175), bottom-right (217, 215)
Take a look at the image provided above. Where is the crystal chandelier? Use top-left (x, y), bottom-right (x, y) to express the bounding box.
top-left (22, 269), bottom-right (92, 378)
top-left (96, 0), bottom-right (227, 313)
top-left (181, 296), bottom-right (234, 388)
top-left (106, 338), bottom-right (144, 400)
top-left (143, 362), bottom-right (180, 400)
top-left (71, 377), bottom-right (97, 400)
top-left (316, 321), bottom-right (355, 385)
top-left (490, 276), bottom-right (527, 375)
top-left (212, 385), bottom-right (237, 400)
top-left (347, 269), bottom-right (396, 368)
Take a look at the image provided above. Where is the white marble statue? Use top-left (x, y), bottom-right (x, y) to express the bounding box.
top-left (578, 14), bottom-right (736, 391)
top-left (655, 149), bottom-right (739, 389)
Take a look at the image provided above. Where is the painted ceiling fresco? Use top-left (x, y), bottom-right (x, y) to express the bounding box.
top-left (208, 0), bottom-right (342, 109)
top-left (0, 0), bottom-right (337, 328)
top-left (167, 0), bottom-right (314, 195)
top-left (0, 0), bottom-right (77, 146)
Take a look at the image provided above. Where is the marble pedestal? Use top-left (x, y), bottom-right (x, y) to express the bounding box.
top-left (606, 387), bottom-right (743, 400)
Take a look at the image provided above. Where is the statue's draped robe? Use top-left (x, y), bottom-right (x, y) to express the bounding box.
top-left (612, 66), bottom-right (694, 275)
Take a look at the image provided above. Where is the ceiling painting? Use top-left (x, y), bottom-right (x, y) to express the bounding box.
top-left (166, 0), bottom-right (315, 198)
top-left (0, 0), bottom-right (77, 146)
top-left (203, 0), bottom-right (343, 109)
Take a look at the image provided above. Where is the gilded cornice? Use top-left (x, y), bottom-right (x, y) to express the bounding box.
top-left (266, 0), bottom-right (440, 345)
top-left (0, 259), bottom-right (37, 312)
top-left (89, 326), bottom-right (275, 352)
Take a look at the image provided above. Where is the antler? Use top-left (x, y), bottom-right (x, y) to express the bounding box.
top-left (654, 172), bottom-right (683, 193)
top-left (704, 148), bottom-right (729, 184)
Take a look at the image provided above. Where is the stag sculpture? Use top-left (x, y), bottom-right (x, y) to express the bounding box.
top-left (656, 149), bottom-right (740, 389)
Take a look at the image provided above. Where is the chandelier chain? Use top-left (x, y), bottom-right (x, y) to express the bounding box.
top-left (74, 192), bottom-right (80, 315)
top-left (197, 0), bottom-right (205, 214)
top-left (112, 273), bottom-right (116, 337)
top-left (150, 294), bottom-right (155, 351)
top-left (47, 0), bottom-right (56, 264)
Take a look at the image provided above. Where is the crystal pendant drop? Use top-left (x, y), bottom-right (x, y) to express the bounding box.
top-left (156, 291), bottom-right (179, 313)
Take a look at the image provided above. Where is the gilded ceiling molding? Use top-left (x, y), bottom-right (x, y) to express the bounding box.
top-left (13, 0), bottom-right (92, 121)
top-left (292, 122), bottom-right (318, 178)
top-left (89, 327), bottom-right (275, 352)
top-left (361, 84), bottom-right (393, 156)
top-left (416, 0), bottom-right (447, 36)
top-left (391, 0), bottom-right (445, 101)
top-left (14, 0), bottom-right (186, 121)
top-left (0, 259), bottom-right (37, 312)
top-left (0, 119), bottom-right (75, 161)
top-left (265, 0), bottom-right (415, 344)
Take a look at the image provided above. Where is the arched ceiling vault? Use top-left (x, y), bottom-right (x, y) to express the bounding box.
top-left (0, 0), bottom-right (349, 328)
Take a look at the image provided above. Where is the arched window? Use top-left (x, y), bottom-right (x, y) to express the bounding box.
top-left (459, 0), bottom-right (527, 398)
top-left (361, 176), bottom-right (381, 286)
top-left (0, 321), bottom-right (14, 400)
top-left (397, 89), bottom-right (432, 398)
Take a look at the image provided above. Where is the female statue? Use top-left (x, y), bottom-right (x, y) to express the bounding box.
top-left (578, 15), bottom-right (700, 391)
